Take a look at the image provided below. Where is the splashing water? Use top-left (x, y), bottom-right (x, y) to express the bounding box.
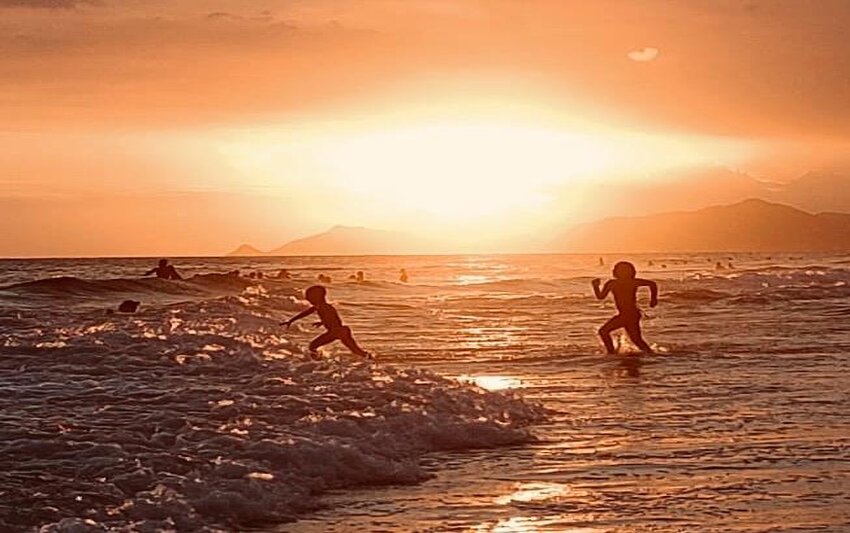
top-left (1, 253), bottom-right (849, 531)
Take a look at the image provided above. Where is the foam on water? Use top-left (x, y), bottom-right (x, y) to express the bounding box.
top-left (0, 281), bottom-right (544, 531)
top-left (2, 253), bottom-right (849, 531)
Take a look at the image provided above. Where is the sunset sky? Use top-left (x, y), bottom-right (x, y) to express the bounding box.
top-left (2, 0), bottom-right (849, 256)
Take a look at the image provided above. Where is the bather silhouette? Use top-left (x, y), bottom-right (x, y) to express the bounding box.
top-left (144, 259), bottom-right (182, 280)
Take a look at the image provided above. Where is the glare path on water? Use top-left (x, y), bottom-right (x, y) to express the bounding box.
top-left (0, 253), bottom-right (848, 531)
top-left (279, 254), bottom-right (850, 532)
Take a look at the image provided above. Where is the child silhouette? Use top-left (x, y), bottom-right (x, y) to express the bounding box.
top-left (282, 285), bottom-right (372, 358)
top-left (592, 261), bottom-right (658, 354)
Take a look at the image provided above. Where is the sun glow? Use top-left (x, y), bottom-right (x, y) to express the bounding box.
top-left (210, 97), bottom-right (755, 248)
top-left (319, 122), bottom-right (614, 220)
top-left (314, 119), bottom-right (752, 222)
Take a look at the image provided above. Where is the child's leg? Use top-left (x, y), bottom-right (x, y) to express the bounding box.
top-left (598, 316), bottom-right (624, 355)
top-left (625, 320), bottom-right (653, 353)
top-left (308, 331), bottom-right (337, 353)
top-left (338, 326), bottom-right (371, 358)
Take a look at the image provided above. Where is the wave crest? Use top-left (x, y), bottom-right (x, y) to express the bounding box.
top-left (1, 300), bottom-right (544, 531)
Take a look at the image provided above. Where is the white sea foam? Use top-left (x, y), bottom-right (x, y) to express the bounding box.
top-left (0, 282), bottom-right (544, 531)
top-left (4, 254), bottom-right (849, 532)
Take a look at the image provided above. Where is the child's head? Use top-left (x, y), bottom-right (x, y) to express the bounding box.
top-left (612, 261), bottom-right (637, 280)
top-left (305, 285), bottom-right (327, 304)
top-left (159, 258), bottom-right (168, 267)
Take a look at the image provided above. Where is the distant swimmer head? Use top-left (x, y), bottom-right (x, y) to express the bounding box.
top-left (305, 285), bottom-right (327, 304)
top-left (612, 261), bottom-right (636, 279)
top-left (158, 258), bottom-right (168, 267)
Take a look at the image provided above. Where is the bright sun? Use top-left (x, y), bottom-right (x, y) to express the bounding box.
top-left (320, 122), bottom-right (609, 220)
top-left (313, 119), bottom-right (746, 222)
top-left (213, 104), bottom-right (753, 246)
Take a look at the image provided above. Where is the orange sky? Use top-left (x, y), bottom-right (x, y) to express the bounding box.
top-left (1, 0), bottom-right (849, 256)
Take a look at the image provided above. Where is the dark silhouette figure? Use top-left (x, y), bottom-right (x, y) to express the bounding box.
top-left (592, 261), bottom-right (658, 355)
top-left (715, 261), bottom-right (726, 271)
top-left (118, 300), bottom-right (140, 313)
top-left (348, 271), bottom-right (365, 282)
top-left (276, 269), bottom-right (292, 280)
top-left (399, 268), bottom-right (409, 283)
top-left (281, 285), bottom-right (371, 358)
top-left (317, 274), bottom-right (332, 284)
top-left (144, 259), bottom-right (182, 280)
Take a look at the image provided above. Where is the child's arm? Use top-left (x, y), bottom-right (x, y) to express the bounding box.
top-left (591, 279), bottom-right (612, 299)
top-left (638, 279), bottom-right (658, 307)
top-left (281, 306), bottom-right (316, 328)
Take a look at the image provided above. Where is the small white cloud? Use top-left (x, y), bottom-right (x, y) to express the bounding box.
top-left (628, 47), bottom-right (660, 62)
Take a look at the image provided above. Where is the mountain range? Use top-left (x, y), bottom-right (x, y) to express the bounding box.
top-left (228, 225), bottom-right (426, 256)
top-left (557, 199), bottom-right (850, 252)
top-left (230, 199), bottom-right (850, 256)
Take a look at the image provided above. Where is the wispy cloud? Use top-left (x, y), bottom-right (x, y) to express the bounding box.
top-left (627, 47), bottom-right (659, 62)
top-left (0, 0), bottom-right (97, 8)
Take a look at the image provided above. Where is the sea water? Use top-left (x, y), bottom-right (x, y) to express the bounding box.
top-left (0, 254), bottom-right (848, 531)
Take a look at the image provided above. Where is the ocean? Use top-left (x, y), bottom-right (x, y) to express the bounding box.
top-left (1, 254), bottom-right (848, 532)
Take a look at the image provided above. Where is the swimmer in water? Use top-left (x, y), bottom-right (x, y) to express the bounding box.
top-left (143, 259), bottom-right (182, 281)
top-left (592, 261), bottom-right (658, 355)
top-left (399, 268), bottom-right (409, 283)
top-left (281, 285), bottom-right (372, 358)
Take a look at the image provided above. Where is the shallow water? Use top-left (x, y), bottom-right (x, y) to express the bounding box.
top-left (1, 253), bottom-right (849, 531)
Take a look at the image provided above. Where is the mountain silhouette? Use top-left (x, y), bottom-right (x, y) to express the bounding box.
top-left (228, 226), bottom-right (425, 256)
top-left (227, 244), bottom-right (265, 256)
top-left (558, 198), bottom-right (850, 252)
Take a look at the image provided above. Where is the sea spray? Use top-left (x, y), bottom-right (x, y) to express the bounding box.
top-left (0, 288), bottom-right (545, 531)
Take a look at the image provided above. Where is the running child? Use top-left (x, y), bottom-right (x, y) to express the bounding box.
top-left (592, 261), bottom-right (658, 354)
top-left (281, 285), bottom-right (372, 358)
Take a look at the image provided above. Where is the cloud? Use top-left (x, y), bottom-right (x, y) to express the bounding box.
top-left (1, 0), bottom-right (850, 139)
top-left (0, 0), bottom-right (96, 8)
top-left (627, 46), bottom-right (659, 62)
top-left (205, 11), bottom-right (275, 23)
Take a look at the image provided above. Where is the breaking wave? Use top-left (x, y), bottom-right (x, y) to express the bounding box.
top-left (0, 283), bottom-right (545, 531)
top-left (0, 273), bottom-right (260, 301)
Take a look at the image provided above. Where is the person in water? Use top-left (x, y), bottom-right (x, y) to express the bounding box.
top-left (592, 261), bottom-right (658, 355)
top-left (399, 268), bottom-right (409, 283)
top-left (144, 259), bottom-right (182, 280)
top-left (281, 285), bottom-right (371, 358)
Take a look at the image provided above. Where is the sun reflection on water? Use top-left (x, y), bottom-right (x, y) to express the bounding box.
top-left (494, 482), bottom-right (568, 505)
top-left (474, 515), bottom-right (602, 533)
top-left (457, 374), bottom-right (523, 391)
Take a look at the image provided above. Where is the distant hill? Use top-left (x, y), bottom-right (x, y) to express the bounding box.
top-left (557, 199), bottom-right (850, 252)
top-left (228, 226), bottom-right (426, 256)
top-left (776, 171), bottom-right (850, 214)
top-left (228, 244), bottom-right (265, 256)
top-left (271, 226), bottom-right (424, 255)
